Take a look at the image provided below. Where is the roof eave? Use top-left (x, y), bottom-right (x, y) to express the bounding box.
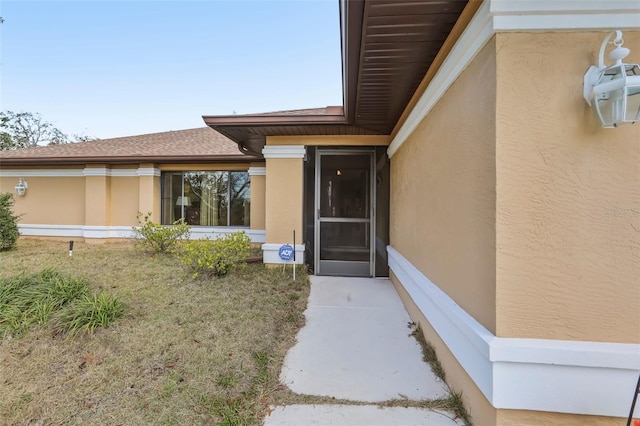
top-left (0, 154), bottom-right (260, 166)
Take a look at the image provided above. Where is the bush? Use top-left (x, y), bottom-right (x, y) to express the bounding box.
top-left (53, 291), bottom-right (123, 336)
top-left (0, 192), bottom-right (20, 251)
top-left (132, 212), bottom-right (190, 253)
top-left (180, 231), bottom-right (251, 278)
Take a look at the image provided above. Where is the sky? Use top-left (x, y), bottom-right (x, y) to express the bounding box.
top-left (0, 0), bottom-right (342, 140)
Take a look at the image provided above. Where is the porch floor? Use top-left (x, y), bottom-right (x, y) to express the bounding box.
top-left (264, 276), bottom-right (461, 425)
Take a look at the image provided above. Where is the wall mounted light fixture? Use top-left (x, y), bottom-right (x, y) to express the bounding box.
top-left (584, 30), bottom-right (640, 128)
top-left (14, 178), bottom-right (28, 196)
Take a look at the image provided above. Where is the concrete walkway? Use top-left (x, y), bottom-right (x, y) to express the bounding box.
top-left (264, 276), bottom-right (461, 426)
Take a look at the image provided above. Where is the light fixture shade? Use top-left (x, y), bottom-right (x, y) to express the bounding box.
top-left (584, 30), bottom-right (640, 128)
top-left (175, 196), bottom-right (191, 207)
top-left (14, 178), bottom-right (28, 196)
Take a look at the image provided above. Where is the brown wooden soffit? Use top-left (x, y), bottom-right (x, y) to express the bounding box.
top-left (204, 0), bottom-right (470, 157)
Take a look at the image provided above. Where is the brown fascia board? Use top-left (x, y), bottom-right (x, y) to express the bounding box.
top-left (0, 155), bottom-right (258, 166)
top-left (340, 0), bottom-right (365, 124)
top-left (202, 113), bottom-right (346, 127)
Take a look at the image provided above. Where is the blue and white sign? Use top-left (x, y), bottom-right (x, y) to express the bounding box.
top-left (278, 244), bottom-right (294, 261)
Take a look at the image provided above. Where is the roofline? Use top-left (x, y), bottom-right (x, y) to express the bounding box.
top-left (340, 0), bottom-right (364, 124)
top-left (203, 111), bottom-right (346, 127)
top-left (0, 154), bottom-right (258, 166)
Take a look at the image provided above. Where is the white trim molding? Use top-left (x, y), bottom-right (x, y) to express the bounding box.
top-left (0, 169), bottom-right (84, 177)
top-left (262, 243), bottom-right (305, 264)
top-left (387, 246), bottom-right (640, 418)
top-left (136, 167), bottom-right (161, 177)
top-left (19, 224), bottom-right (135, 239)
top-left (189, 227), bottom-right (265, 243)
top-left (18, 224), bottom-right (265, 243)
top-left (388, 0), bottom-right (640, 158)
top-left (248, 166), bottom-right (267, 176)
top-left (262, 145), bottom-right (306, 159)
top-left (83, 167), bottom-right (110, 176)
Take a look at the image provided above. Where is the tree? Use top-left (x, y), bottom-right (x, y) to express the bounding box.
top-left (0, 111), bottom-right (69, 150)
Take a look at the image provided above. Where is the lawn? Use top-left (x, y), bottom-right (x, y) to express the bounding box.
top-left (0, 239), bottom-right (309, 425)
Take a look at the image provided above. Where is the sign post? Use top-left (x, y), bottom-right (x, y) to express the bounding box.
top-left (278, 244), bottom-right (295, 281)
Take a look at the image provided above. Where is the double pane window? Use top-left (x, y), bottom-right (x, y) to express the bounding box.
top-left (161, 171), bottom-right (250, 226)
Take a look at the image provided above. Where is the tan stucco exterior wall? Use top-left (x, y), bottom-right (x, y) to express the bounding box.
top-left (495, 31), bottom-right (640, 343)
top-left (250, 165), bottom-right (266, 231)
top-left (2, 176), bottom-right (86, 225)
top-left (85, 174), bottom-right (111, 226)
top-left (264, 157), bottom-right (303, 244)
top-left (496, 409), bottom-right (624, 426)
top-left (110, 176), bottom-right (140, 226)
top-left (390, 38), bottom-right (498, 334)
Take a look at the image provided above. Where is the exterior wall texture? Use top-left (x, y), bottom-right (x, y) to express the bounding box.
top-left (389, 29), bottom-right (640, 425)
top-left (1, 161), bottom-right (266, 241)
top-left (495, 31), bottom-right (640, 344)
top-left (390, 37), bottom-right (498, 334)
top-left (264, 157), bottom-right (303, 244)
top-left (110, 176), bottom-right (140, 226)
top-left (3, 176), bottom-right (86, 225)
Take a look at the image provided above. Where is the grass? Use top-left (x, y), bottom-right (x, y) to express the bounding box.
top-left (0, 239), bottom-right (310, 425)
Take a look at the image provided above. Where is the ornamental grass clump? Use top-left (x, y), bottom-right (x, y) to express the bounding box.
top-left (0, 268), bottom-right (122, 338)
top-left (180, 231), bottom-right (251, 278)
top-left (132, 212), bottom-right (190, 254)
top-left (52, 291), bottom-right (123, 336)
top-left (0, 269), bottom-right (88, 338)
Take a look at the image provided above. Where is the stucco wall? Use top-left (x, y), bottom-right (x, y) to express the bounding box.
top-left (495, 31), bottom-right (640, 343)
top-left (390, 37), bottom-right (498, 333)
top-left (264, 157), bottom-right (303, 244)
top-left (110, 176), bottom-right (140, 226)
top-left (3, 176), bottom-right (86, 225)
top-left (250, 174), bottom-right (266, 230)
top-left (496, 409), bottom-right (623, 426)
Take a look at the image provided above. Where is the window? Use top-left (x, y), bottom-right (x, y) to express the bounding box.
top-left (161, 171), bottom-right (250, 226)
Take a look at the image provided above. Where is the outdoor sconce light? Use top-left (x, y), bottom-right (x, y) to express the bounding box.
top-left (14, 178), bottom-right (28, 196)
top-left (583, 30), bottom-right (640, 128)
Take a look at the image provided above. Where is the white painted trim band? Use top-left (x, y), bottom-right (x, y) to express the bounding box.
top-left (388, 0), bottom-right (640, 158)
top-left (0, 168), bottom-right (157, 177)
top-left (136, 167), bottom-right (161, 177)
top-left (262, 145), bottom-right (306, 159)
top-left (189, 227), bottom-right (265, 243)
top-left (18, 224), bottom-right (265, 243)
top-left (248, 167), bottom-right (267, 176)
top-left (19, 224), bottom-right (135, 239)
top-left (387, 246), bottom-right (640, 417)
top-left (0, 169), bottom-right (84, 177)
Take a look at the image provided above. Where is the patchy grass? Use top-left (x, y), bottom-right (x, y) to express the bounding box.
top-left (0, 239), bottom-right (309, 425)
top-left (410, 322), bottom-right (473, 426)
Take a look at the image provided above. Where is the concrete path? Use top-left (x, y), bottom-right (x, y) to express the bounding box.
top-left (264, 276), bottom-right (461, 426)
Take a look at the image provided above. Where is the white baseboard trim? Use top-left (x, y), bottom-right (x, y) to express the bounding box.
top-left (19, 224), bottom-right (136, 239)
top-left (262, 243), bottom-right (305, 264)
top-left (189, 227), bottom-right (265, 243)
top-left (18, 224), bottom-right (266, 243)
top-left (387, 246), bottom-right (640, 418)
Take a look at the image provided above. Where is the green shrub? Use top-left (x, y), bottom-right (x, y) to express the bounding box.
top-left (53, 291), bottom-right (123, 336)
top-left (132, 212), bottom-right (190, 253)
top-left (0, 192), bottom-right (20, 251)
top-left (180, 231), bottom-right (251, 278)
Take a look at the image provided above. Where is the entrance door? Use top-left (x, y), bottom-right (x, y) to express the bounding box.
top-left (315, 150), bottom-right (374, 276)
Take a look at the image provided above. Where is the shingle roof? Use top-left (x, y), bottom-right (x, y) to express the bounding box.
top-left (0, 127), bottom-right (257, 165)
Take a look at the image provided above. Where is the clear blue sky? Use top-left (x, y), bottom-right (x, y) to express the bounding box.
top-left (0, 1), bottom-right (342, 140)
